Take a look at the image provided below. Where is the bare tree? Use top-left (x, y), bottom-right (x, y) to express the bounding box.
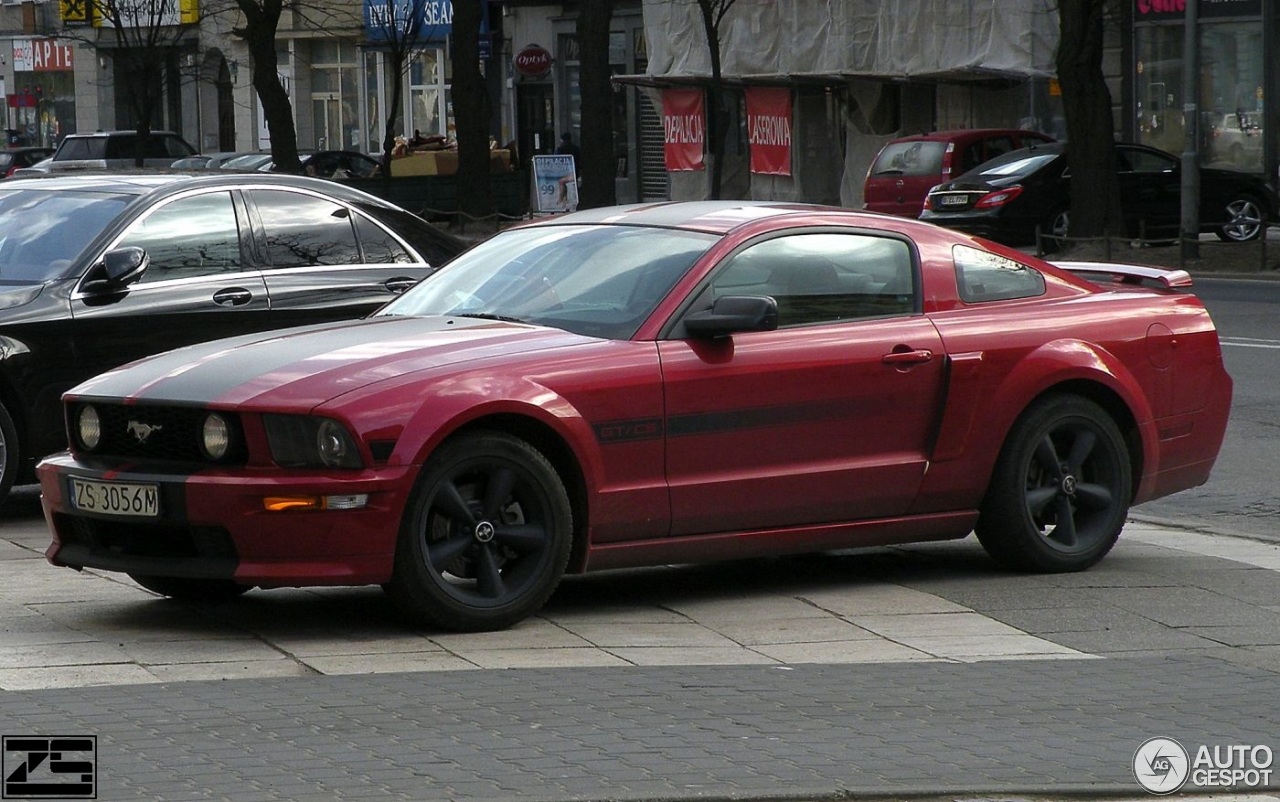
top-left (1055, 0), bottom-right (1125, 250)
top-left (451, 0), bottom-right (492, 221)
top-left (364, 0), bottom-right (450, 178)
top-left (228, 0), bottom-right (303, 173)
top-left (692, 0), bottom-right (739, 200)
top-left (62, 0), bottom-right (198, 165)
top-left (575, 0), bottom-right (616, 209)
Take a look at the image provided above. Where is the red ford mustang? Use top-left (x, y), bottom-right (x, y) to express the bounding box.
top-left (37, 202), bottom-right (1232, 631)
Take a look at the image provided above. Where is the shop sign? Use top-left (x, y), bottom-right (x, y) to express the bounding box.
top-left (1135, 0), bottom-right (1260, 20)
top-left (514, 44), bottom-right (552, 78)
top-left (745, 87), bottom-right (792, 176)
top-left (13, 40), bottom-right (74, 72)
top-left (662, 88), bottom-right (705, 172)
top-left (363, 0), bottom-right (452, 42)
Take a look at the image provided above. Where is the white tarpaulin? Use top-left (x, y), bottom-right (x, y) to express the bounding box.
top-left (642, 0), bottom-right (1058, 81)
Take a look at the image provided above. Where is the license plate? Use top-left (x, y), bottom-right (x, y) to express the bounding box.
top-left (939, 194), bottom-right (969, 206)
top-left (69, 477), bottom-right (159, 518)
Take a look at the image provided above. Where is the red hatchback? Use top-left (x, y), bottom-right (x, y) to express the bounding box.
top-left (864, 129), bottom-right (1055, 218)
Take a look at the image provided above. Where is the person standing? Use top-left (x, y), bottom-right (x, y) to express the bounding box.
top-left (555, 132), bottom-right (581, 163)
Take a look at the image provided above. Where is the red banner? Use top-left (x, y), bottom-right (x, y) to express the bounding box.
top-left (662, 89), bottom-right (705, 172)
top-left (746, 87), bottom-right (792, 176)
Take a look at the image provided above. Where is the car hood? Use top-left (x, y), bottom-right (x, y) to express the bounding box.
top-left (0, 283), bottom-right (44, 311)
top-left (70, 315), bottom-right (597, 408)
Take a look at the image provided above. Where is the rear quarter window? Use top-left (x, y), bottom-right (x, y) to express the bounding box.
top-left (953, 244), bottom-right (1045, 303)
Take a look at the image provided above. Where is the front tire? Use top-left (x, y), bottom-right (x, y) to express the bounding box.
top-left (384, 431), bottom-right (573, 632)
top-left (976, 395), bottom-right (1131, 573)
top-left (0, 402), bottom-right (17, 506)
top-left (129, 574), bottom-right (251, 601)
top-left (1214, 195), bottom-right (1264, 242)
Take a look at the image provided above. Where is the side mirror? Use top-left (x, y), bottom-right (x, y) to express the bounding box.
top-left (82, 247), bottom-right (149, 294)
top-left (684, 295), bottom-right (778, 337)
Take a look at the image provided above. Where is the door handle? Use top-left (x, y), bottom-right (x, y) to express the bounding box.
top-left (212, 288), bottom-right (254, 307)
top-left (385, 277), bottom-right (419, 294)
top-left (882, 348), bottom-right (933, 365)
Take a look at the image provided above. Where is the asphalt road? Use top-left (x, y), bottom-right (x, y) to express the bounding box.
top-left (1136, 275), bottom-right (1280, 541)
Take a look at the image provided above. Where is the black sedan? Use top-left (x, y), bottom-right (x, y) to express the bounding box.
top-left (0, 171), bottom-right (463, 503)
top-left (920, 141), bottom-right (1279, 247)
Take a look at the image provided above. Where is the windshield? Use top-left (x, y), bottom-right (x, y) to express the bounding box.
top-left (870, 141), bottom-right (946, 177)
top-left (377, 224), bottom-right (716, 339)
top-left (0, 188), bottom-right (131, 284)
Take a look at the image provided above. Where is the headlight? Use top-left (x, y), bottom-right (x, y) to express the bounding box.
top-left (263, 414), bottom-right (364, 469)
top-left (201, 413), bottom-right (231, 460)
top-left (76, 405), bottom-right (101, 451)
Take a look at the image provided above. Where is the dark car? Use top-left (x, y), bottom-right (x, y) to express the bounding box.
top-left (0, 147), bottom-right (55, 178)
top-left (0, 171), bottom-right (464, 503)
top-left (223, 151), bottom-right (381, 178)
top-left (37, 202), bottom-right (1231, 632)
top-left (920, 141), bottom-right (1279, 247)
top-left (863, 129), bottom-right (1055, 218)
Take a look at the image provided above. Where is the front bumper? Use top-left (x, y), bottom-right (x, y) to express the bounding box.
top-left (38, 452), bottom-right (417, 587)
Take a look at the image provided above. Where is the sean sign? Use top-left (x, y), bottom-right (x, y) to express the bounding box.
top-left (746, 87), bottom-right (792, 176)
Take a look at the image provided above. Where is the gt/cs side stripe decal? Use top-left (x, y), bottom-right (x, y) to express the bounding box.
top-left (594, 400), bottom-right (862, 444)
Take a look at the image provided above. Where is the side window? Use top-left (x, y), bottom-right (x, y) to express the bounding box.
top-left (984, 136), bottom-right (1017, 161)
top-left (953, 244), bottom-right (1045, 303)
top-left (354, 214), bottom-right (413, 264)
top-left (960, 142), bottom-right (985, 173)
top-left (711, 233), bottom-right (915, 328)
top-left (249, 189), bottom-right (362, 268)
top-left (117, 192), bottom-right (243, 282)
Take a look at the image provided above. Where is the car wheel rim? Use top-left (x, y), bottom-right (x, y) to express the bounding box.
top-left (1051, 211), bottom-right (1069, 239)
top-left (418, 462), bottom-right (553, 608)
top-left (1222, 199), bottom-right (1262, 241)
top-left (1021, 418), bottom-right (1125, 554)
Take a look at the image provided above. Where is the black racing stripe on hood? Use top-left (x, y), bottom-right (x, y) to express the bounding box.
top-left (75, 316), bottom-right (475, 403)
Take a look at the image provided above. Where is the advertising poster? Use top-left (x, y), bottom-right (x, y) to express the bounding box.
top-left (532, 154), bottom-right (579, 213)
top-left (746, 87), bottom-right (792, 176)
top-left (662, 88), bottom-right (706, 171)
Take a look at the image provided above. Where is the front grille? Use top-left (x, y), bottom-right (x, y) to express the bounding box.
top-left (70, 402), bottom-right (246, 465)
top-left (52, 512), bottom-right (238, 579)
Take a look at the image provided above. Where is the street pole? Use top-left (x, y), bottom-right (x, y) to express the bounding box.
top-left (1180, 0), bottom-right (1200, 261)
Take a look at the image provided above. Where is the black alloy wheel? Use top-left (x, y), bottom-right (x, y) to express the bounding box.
top-left (976, 395), bottom-right (1131, 573)
top-left (384, 431), bottom-right (573, 632)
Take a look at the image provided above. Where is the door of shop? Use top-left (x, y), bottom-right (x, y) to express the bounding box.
top-left (517, 83), bottom-right (556, 169)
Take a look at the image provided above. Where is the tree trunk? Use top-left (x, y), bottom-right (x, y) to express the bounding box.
top-left (576, 0), bottom-right (616, 209)
top-left (236, 0), bottom-right (301, 174)
top-left (451, 1), bottom-right (493, 222)
top-left (1055, 0), bottom-right (1124, 248)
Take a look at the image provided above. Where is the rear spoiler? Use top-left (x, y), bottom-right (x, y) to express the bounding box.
top-left (1051, 261), bottom-right (1194, 290)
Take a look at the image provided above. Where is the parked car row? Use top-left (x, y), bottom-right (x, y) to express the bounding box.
top-left (6, 131), bottom-right (381, 180)
top-left (864, 128), bottom-right (1278, 247)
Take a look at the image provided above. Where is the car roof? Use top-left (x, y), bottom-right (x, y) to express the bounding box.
top-left (885, 128), bottom-right (1050, 144)
top-left (523, 200), bottom-right (902, 236)
top-left (0, 170), bottom-right (406, 207)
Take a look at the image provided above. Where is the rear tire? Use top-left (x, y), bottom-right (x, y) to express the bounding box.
top-left (976, 395), bottom-right (1131, 573)
top-left (129, 574), bottom-right (251, 601)
top-left (1214, 195), bottom-right (1264, 242)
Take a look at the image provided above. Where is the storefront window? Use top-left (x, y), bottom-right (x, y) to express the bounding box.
top-left (309, 40), bottom-right (360, 151)
top-left (409, 48), bottom-right (447, 138)
top-left (1135, 21), bottom-right (1263, 173)
top-left (10, 39), bottom-right (77, 148)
